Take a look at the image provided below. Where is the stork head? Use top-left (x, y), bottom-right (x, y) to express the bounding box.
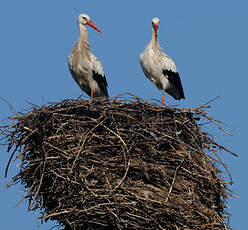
top-left (152, 17), bottom-right (160, 38)
top-left (78, 14), bottom-right (103, 33)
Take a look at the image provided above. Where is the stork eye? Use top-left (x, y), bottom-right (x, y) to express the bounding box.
top-left (82, 16), bottom-right (87, 20)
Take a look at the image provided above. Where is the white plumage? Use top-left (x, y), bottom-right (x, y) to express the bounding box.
top-left (140, 17), bottom-right (185, 104)
top-left (68, 14), bottom-right (108, 98)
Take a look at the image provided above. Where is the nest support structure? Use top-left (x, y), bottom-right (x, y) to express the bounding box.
top-left (1, 96), bottom-right (236, 230)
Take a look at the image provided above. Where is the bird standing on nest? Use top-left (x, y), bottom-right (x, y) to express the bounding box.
top-left (68, 14), bottom-right (109, 98)
top-left (140, 17), bottom-right (185, 105)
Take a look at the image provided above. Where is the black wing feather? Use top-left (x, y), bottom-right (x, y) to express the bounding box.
top-left (92, 70), bottom-right (109, 97)
top-left (163, 70), bottom-right (185, 99)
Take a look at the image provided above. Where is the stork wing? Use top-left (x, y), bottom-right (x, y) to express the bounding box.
top-left (161, 53), bottom-right (185, 99)
top-left (161, 53), bottom-right (178, 73)
top-left (91, 54), bottom-right (109, 97)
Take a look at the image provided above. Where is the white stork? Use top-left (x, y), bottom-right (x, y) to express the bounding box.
top-left (68, 14), bottom-right (108, 98)
top-left (140, 17), bottom-right (185, 105)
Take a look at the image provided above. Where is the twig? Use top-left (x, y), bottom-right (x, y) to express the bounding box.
top-left (165, 159), bottom-right (185, 203)
top-left (14, 183), bottom-right (35, 208)
top-left (29, 147), bottom-right (47, 209)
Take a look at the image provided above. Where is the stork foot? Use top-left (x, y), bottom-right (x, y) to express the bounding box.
top-left (162, 88), bottom-right (165, 106)
top-left (91, 88), bottom-right (93, 99)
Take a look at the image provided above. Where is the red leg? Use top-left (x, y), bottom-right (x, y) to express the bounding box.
top-left (162, 87), bottom-right (165, 105)
top-left (91, 88), bottom-right (93, 99)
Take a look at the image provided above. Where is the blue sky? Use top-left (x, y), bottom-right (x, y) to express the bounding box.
top-left (0, 0), bottom-right (247, 229)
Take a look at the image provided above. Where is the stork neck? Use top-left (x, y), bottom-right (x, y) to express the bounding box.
top-left (152, 28), bottom-right (158, 45)
top-left (78, 24), bottom-right (91, 53)
top-left (151, 28), bottom-right (159, 49)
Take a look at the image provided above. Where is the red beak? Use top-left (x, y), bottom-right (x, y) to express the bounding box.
top-left (154, 25), bottom-right (158, 38)
top-left (87, 20), bottom-right (103, 34)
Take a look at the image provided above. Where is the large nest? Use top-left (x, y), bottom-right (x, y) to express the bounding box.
top-left (1, 95), bottom-right (236, 230)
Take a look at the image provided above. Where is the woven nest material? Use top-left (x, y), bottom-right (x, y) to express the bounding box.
top-left (1, 95), bottom-right (236, 230)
